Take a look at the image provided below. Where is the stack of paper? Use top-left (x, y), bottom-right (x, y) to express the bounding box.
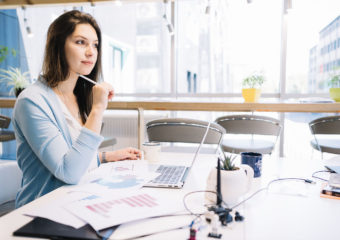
top-left (23, 160), bottom-right (184, 231)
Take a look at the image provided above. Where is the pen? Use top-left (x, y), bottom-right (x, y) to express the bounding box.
top-left (78, 74), bottom-right (98, 85)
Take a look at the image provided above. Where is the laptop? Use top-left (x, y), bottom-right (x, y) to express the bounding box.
top-left (144, 122), bottom-right (211, 189)
top-left (325, 165), bottom-right (340, 174)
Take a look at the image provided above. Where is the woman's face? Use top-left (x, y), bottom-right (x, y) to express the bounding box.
top-left (64, 23), bottom-right (98, 77)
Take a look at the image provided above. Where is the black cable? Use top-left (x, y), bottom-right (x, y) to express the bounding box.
top-left (230, 177), bottom-right (315, 209)
top-left (230, 187), bottom-right (267, 209)
top-left (183, 190), bottom-right (223, 217)
top-left (312, 170), bottom-right (331, 182)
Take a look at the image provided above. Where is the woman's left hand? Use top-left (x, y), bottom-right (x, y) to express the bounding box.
top-left (103, 147), bottom-right (142, 162)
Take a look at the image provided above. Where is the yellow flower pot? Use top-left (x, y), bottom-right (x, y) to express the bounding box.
top-left (329, 88), bottom-right (340, 102)
top-left (242, 88), bottom-right (261, 103)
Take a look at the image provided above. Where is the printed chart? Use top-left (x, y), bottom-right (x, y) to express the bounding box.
top-left (86, 193), bottom-right (158, 218)
top-left (72, 171), bottom-right (158, 196)
top-left (65, 190), bottom-right (183, 230)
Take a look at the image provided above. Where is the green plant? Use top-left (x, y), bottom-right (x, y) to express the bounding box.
top-left (327, 66), bottom-right (340, 88)
top-left (0, 45), bottom-right (17, 64)
top-left (219, 152), bottom-right (238, 171)
top-left (0, 67), bottom-right (30, 95)
top-left (328, 74), bottom-right (340, 88)
top-left (242, 74), bottom-right (265, 88)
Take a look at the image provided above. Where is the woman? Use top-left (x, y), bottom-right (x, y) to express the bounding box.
top-left (12, 10), bottom-right (141, 208)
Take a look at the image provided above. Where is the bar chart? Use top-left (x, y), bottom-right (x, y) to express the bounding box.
top-left (86, 193), bottom-right (159, 218)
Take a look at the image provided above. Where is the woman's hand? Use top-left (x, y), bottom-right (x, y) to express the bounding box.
top-left (85, 82), bottom-right (114, 134)
top-left (92, 82), bottom-right (114, 112)
top-left (101, 147), bottom-right (142, 163)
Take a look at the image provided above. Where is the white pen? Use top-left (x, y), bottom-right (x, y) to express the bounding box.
top-left (78, 74), bottom-right (98, 85)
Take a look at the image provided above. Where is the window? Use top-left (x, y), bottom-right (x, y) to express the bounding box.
top-left (17, 3), bottom-right (172, 94)
top-left (286, 0), bottom-right (340, 94)
top-left (175, 0), bottom-right (282, 94)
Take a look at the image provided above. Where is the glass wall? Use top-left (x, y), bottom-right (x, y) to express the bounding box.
top-left (11, 0), bottom-right (340, 97)
top-left (1, 0), bottom-right (340, 159)
top-left (176, 0), bottom-right (282, 94)
top-left (285, 0), bottom-right (340, 94)
top-left (15, 3), bottom-right (172, 94)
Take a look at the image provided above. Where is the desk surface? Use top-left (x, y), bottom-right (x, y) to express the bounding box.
top-left (0, 152), bottom-right (339, 240)
top-left (1, 98), bottom-right (340, 112)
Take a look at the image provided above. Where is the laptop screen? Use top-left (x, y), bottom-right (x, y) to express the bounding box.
top-left (325, 165), bottom-right (340, 174)
top-left (186, 122), bottom-right (212, 172)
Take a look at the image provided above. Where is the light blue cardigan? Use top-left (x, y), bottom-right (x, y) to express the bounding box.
top-left (12, 77), bottom-right (103, 208)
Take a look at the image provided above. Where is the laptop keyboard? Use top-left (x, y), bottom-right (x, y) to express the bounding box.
top-left (151, 165), bottom-right (186, 185)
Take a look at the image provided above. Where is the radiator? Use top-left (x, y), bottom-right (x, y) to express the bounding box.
top-left (100, 110), bottom-right (168, 151)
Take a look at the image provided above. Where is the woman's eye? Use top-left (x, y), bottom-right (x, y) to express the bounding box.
top-left (94, 43), bottom-right (99, 48)
top-left (76, 40), bottom-right (85, 45)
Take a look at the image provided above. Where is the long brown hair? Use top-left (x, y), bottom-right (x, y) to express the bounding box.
top-left (42, 10), bottom-right (102, 123)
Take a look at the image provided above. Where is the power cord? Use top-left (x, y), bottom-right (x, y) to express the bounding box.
top-left (231, 177), bottom-right (315, 209)
top-left (311, 169), bottom-right (331, 182)
top-left (183, 190), bottom-right (223, 216)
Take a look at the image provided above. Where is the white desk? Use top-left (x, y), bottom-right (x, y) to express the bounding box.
top-left (0, 152), bottom-right (339, 240)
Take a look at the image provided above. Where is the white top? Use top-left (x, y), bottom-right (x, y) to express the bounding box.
top-left (57, 96), bottom-right (98, 173)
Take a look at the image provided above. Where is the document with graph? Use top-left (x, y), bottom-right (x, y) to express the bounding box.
top-left (74, 160), bottom-right (159, 196)
top-left (64, 189), bottom-right (183, 231)
top-left (73, 171), bottom-right (158, 196)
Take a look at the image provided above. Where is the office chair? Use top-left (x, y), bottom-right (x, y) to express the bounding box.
top-left (99, 122), bottom-right (117, 150)
top-left (0, 114), bottom-right (15, 143)
top-left (0, 161), bottom-right (22, 217)
top-left (309, 115), bottom-right (340, 158)
top-left (146, 118), bottom-right (226, 148)
top-left (215, 114), bottom-right (282, 154)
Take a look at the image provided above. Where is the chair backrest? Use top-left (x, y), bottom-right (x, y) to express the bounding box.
top-left (309, 116), bottom-right (340, 135)
top-left (215, 114), bottom-right (281, 136)
top-left (146, 118), bottom-right (226, 145)
top-left (0, 115), bottom-right (11, 129)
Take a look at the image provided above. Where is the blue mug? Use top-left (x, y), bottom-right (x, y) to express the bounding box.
top-left (241, 152), bottom-right (262, 178)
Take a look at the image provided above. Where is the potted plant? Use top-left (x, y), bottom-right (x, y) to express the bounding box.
top-left (205, 152), bottom-right (254, 205)
top-left (328, 74), bottom-right (340, 102)
top-left (220, 151), bottom-right (238, 171)
top-left (0, 67), bottom-right (30, 97)
top-left (242, 74), bottom-right (265, 103)
top-left (0, 45), bottom-right (16, 64)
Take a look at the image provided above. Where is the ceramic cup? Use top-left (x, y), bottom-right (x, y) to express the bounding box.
top-left (241, 152), bottom-right (262, 178)
top-left (141, 142), bottom-right (161, 163)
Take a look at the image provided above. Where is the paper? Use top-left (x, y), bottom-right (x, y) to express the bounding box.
top-left (72, 161), bottom-right (158, 196)
top-left (64, 189), bottom-right (184, 231)
top-left (23, 160), bottom-right (157, 229)
top-left (23, 191), bottom-right (90, 229)
top-left (73, 172), bottom-right (158, 196)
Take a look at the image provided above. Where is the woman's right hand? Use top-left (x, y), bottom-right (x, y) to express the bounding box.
top-left (92, 82), bottom-right (114, 112)
top-left (85, 82), bottom-right (114, 134)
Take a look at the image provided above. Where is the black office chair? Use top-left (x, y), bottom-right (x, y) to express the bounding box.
top-left (309, 115), bottom-right (340, 159)
top-left (215, 114), bottom-right (282, 154)
top-left (146, 118), bottom-right (226, 151)
top-left (99, 122), bottom-right (117, 150)
top-left (0, 114), bottom-right (15, 143)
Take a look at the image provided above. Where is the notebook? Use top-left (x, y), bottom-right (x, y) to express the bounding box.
top-left (144, 122), bottom-right (211, 189)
